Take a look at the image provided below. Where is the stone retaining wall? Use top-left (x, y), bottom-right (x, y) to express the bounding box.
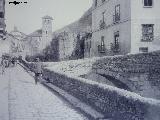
top-left (91, 51), bottom-right (160, 99)
top-left (42, 68), bottom-right (160, 120)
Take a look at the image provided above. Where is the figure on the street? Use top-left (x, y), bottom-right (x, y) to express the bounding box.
top-left (11, 57), bottom-right (15, 66)
top-left (34, 58), bottom-right (43, 84)
top-left (1, 56), bottom-right (6, 74)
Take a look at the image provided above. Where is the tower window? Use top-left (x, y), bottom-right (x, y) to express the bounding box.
top-left (95, 0), bottom-right (98, 7)
top-left (46, 31), bottom-right (48, 34)
top-left (144, 0), bottom-right (153, 7)
top-left (0, 30), bottom-right (3, 33)
top-left (102, 0), bottom-right (105, 3)
top-left (0, 12), bottom-right (4, 18)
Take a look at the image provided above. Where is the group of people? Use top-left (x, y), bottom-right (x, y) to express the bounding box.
top-left (0, 56), bottom-right (18, 74)
top-left (0, 55), bottom-right (43, 85)
top-left (34, 58), bottom-right (43, 85)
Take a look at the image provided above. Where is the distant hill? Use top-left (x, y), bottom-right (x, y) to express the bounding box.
top-left (53, 7), bottom-right (92, 36)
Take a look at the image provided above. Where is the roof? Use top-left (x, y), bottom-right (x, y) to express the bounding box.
top-left (9, 28), bottom-right (27, 40)
top-left (21, 29), bottom-right (42, 42)
top-left (42, 15), bottom-right (53, 20)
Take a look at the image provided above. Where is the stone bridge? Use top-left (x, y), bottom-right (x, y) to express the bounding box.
top-left (89, 51), bottom-right (160, 100)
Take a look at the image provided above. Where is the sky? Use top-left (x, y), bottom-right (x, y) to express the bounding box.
top-left (5, 0), bottom-right (92, 34)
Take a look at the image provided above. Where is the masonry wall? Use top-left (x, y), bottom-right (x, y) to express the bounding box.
top-left (42, 68), bottom-right (160, 120)
top-left (20, 51), bottom-right (160, 120)
top-left (91, 51), bottom-right (160, 99)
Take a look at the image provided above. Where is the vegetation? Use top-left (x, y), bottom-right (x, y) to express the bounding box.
top-left (25, 37), bottom-right (59, 62)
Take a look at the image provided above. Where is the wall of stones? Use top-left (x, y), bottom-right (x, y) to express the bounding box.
top-left (91, 51), bottom-right (160, 99)
top-left (42, 68), bottom-right (160, 120)
top-left (19, 53), bottom-right (160, 120)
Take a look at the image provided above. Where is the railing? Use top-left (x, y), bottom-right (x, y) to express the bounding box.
top-left (98, 45), bottom-right (105, 53)
top-left (113, 15), bottom-right (120, 24)
top-left (99, 20), bottom-right (106, 30)
top-left (141, 35), bottom-right (154, 42)
top-left (110, 43), bottom-right (120, 53)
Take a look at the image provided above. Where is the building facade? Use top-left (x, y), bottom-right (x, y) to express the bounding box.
top-left (0, 0), bottom-right (5, 39)
top-left (6, 27), bottom-right (27, 58)
top-left (24, 29), bottom-right (42, 56)
top-left (91, 0), bottom-right (160, 57)
top-left (23, 15), bottom-right (53, 57)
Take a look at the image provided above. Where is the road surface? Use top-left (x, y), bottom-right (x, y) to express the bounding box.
top-left (0, 65), bottom-right (88, 120)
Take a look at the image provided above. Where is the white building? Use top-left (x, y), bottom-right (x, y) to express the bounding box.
top-left (5, 27), bottom-right (27, 58)
top-left (91, 0), bottom-right (160, 57)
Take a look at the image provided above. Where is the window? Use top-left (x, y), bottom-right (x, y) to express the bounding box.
top-left (113, 4), bottom-right (120, 23)
top-left (102, 11), bottom-right (105, 22)
top-left (46, 31), bottom-right (48, 34)
top-left (144, 0), bottom-right (153, 7)
top-left (114, 31), bottom-right (119, 45)
top-left (139, 47), bottom-right (148, 53)
top-left (111, 31), bottom-right (120, 52)
top-left (99, 11), bottom-right (106, 30)
top-left (98, 36), bottom-right (105, 53)
top-left (142, 24), bottom-right (154, 42)
top-left (95, 0), bottom-right (98, 7)
top-left (102, 0), bottom-right (105, 3)
top-left (0, 12), bottom-right (4, 18)
top-left (101, 36), bottom-right (105, 47)
top-left (0, 30), bottom-right (3, 33)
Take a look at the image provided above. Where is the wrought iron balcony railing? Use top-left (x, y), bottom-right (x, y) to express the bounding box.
top-left (113, 15), bottom-right (120, 24)
top-left (110, 43), bottom-right (120, 53)
top-left (99, 20), bottom-right (106, 30)
top-left (98, 45), bottom-right (105, 53)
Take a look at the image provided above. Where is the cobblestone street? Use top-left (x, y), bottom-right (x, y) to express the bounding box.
top-left (0, 65), bottom-right (88, 120)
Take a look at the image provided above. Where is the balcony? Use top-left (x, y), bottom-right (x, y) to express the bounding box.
top-left (98, 45), bottom-right (105, 53)
top-left (99, 20), bottom-right (106, 30)
top-left (110, 43), bottom-right (120, 53)
top-left (141, 35), bottom-right (154, 42)
top-left (113, 15), bottom-right (120, 24)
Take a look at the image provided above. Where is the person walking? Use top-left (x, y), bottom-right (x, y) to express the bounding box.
top-left (1, 57), bottom-right (6, 75)
top-left (34, 58), bottom-right (43, 84)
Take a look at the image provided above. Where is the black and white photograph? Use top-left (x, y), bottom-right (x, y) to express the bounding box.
top-left (0, 0), bottom-right (160, 120)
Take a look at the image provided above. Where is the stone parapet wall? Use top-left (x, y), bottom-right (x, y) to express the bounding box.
top-left (92, 52), bottom-right (160, 74)
top-left (42, 68), bottom-right (160, 120)
top-left (91, 51), bottom-right (160, 99)
top-left (19, 53), bottom-right (160, 119)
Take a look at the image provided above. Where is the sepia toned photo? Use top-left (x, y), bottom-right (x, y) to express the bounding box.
top-left (0, 0), bottom-right (160, 120)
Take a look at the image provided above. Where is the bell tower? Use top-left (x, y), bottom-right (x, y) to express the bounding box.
top-left (39, 15), bottom-right (53, 51)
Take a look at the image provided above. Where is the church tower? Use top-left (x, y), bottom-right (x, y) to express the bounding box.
top-left (39, 15), bottom-right (53, 51)
top-left (0, 0), bottom-right (6, 39)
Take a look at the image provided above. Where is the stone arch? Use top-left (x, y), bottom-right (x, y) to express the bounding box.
top-left (97, 73), bottom-right (131, 91)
